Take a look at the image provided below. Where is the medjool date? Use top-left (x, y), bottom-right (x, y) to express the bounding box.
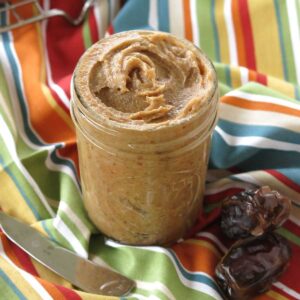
top-left (215, 233), bottom-right (291, 300)
top-left (221, 186), bottom-right (291, 239)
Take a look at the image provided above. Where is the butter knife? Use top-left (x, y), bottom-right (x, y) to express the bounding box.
top-left (0, 212), bottom-right (135, 296)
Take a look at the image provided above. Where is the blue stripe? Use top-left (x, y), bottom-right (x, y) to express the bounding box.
top-left (295, 85), bottom-right (300, 101)
top-left (0, 268), bottom-right (27, 300)
top-left (274, 0), bottom-right (289, 81)
top-left (113, 0), bottom-right (152, 32)
top-left (168, 250), bottom-right (222, 295)
top-left (158, 0), bottom-right (169, 32)
top-left (50, 148), bottom-right (81, 189)
top-left (210, 132), bottom-right (300, 171)
top-left (41, 220), bottom-right (57, 241)
top-left (211, 0), bottom-right (221, 62)
top-left (0, 155), bottom-right (40, 219)
top-left (271, 168), bottom-right (300, 186)
top-left (218, 119), bottom-right (300, 144)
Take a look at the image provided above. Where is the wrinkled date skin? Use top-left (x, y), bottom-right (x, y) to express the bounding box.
top-left (221, 186), bottom-right (291, 239)
top-left (215, 233), bottom-right (291, 300)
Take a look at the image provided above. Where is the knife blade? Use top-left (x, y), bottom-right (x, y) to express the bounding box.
top-left (0, 212), bottom-right (135, 296)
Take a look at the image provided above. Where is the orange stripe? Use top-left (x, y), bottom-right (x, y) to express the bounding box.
top-left (222, 96), bottom-right (300, 118)
top-left (172, 242), bottom-right (220, 276)
top-left (183, 0), bottom-right (193, 41)
top-left (10, 7), bottom-right (75, 144)
top-left (249, 69), bottom-right (257, 81)
top-left (36, 278), bottom-right (67, 300)
top-left (255, 293), bottom-right (276, 300)
top-left (232, 0), bottom-right (247, 66)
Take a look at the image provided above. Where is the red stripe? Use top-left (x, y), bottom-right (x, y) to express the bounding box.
top-left (46, 0), bottom-right (86, 100)
top-left (265, 170), bottom-right (300, 194)
top-left (108, 24), bottom-right (115, 35)
top-left (89, 9), bottom-right (99, 43)
top-left (54, 285), bottom-right (82, 300)
top-left (256, 72), bottom-right (268, 85)
top-left (9, 242), bottom-right (39, 276)
top-left (239, 0), bottom-right (256, 70)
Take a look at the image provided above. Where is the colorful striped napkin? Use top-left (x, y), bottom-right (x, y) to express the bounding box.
top-left (0, 0), bottom-right (299, 299)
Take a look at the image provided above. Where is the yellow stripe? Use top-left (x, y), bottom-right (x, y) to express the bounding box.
top-left (215, 0), bottom-right (230, 63)
top-left (183, 239), bottom-right (222, 258)
top-left (248, 0), bottom-right (284, 79)
top-left (35, 23), bottom-right (74, 131)
top-left (267, 290), bottom-right (289, 300)
top-left (0, 168), bottom-right (36, 223)
top-left (230, 66), bottom-right (242, 89)
top-left (31, 259), bottom-right (73, 289)
top-left (0, 257), bottom-right (41, 300)
top-left (267, 76), bottom-right (296, 99)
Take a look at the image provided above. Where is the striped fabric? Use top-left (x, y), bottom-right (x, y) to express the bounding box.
top-left (0, 0), bottom-right (299, 299)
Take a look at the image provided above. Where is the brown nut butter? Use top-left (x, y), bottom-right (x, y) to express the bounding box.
top-left (71, 30), bottom-right (218, 245)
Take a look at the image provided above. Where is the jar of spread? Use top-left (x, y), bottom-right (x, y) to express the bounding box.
top-left (71, 30), bottom-right (218, 245)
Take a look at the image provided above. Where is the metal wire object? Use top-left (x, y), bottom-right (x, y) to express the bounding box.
top-left (0, 0), bottom-right (95, 33)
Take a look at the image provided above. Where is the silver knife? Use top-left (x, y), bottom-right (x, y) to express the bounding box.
top-left (0, 212), bottom-right (135, 296)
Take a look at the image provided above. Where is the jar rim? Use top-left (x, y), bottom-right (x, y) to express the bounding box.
top-left (72, 30), bottom-right (219, 133)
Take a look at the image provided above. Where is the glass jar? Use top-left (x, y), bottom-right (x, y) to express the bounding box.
top-left (71, 31), bottom-right (219, 246)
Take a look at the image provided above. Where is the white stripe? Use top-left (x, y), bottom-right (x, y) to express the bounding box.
top-left (93, 0), bottom-right (109, 38)
top-left (220, 103), bottom-right (300, 133)
top-left (273, 282), bottom-right (300, 300)
top-left (286, 0), bottom-right (300, 85)
top-left (53, 215), bottom-right (87, 258)
top-left (231, 173), bottom-right (263, 186)
top-left (106, 240), bottom-right (222, 300)
top-left (0, 115), bottom-right (55, 217)
top-left (227, 90), bottom-right (300, 111)
top-left (45, 152), bottom-right (80, 190)
top-left (127, 294), bottom-right (150, 300)
top-left (136, 280), bottom-right (176, 300)
top-left (110, 0), bottom-right (120, 21)
top-left (195, 232), bottom-right (227, 253)
top-left (240, 66), bottom-right (249, 85)
top-left (42, 0), bottom-right (70, 109)
top-left (168, 0), bottom-right (185, 38)
top-left (148, 0), bottom-right (159, 30)
top-left (0, 239), bottom-right (53, 300)
top-left (215, 125), bottom-right (300, 153)
top-left (58, 201), bottom-right (90, 240)
top-left (190, 0), bottom-right (200, 47)
top-left (224, 0), bottom-right (238, 65)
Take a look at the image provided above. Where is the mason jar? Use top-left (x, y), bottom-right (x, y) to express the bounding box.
top-left (71, 31), bottom-right (219, 245)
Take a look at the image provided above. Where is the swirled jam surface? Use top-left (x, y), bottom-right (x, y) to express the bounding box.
top-left (74, 31), bottom-right (215, 125)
